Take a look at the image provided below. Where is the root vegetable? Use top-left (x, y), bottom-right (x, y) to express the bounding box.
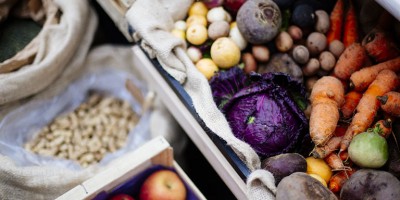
top-left (291, 4), bottom-right (315, 28)
top-left (310, 76), bottom-right (345, 146)
top-left (210, 37), bottom-right (241, 68)
top-left (306, 157), bottom-right (332, 183)
top-left (302, 58), bottom-right (319, 76)
top-left (277, 172), bottom-right (338, 200)
top-left (311, 136), bottom-right (342, 159)
top-left (362, 29), bottom-right (400, 63)
top-left (207, 6), bottom-right (227, 23)
top-left (340, 169), bottom-right (400, 200)
top-left (333, 43), bottom-right (367, 80)
top-left (188, 2), bottom-right (208, 16)
top-left (329, 168), bottom-right (356, 194)
top-left (236, 0), bottom-right (282, 44)
top-left (261, 153), bottom-right (307, 184)
top-left (329, 40), bottom-right (345, 58)
top-left (378, 91), bottom-right (400, 117)
top-left (186, 24), bottom-right (208, 45)
top-left (343, 0), bottom-right (358, 47)
top-left (288, 25), bottom-right (302, 40)
top-left (326, 0), bottom-right (344, 44)
top-left (187, 46), bottom-right (202, 63)
top-left (229, 25), bottom-right (248, 50)
top-left (307, 32), bottom-right (327, 55)
top-left (195, 58), bottom-right (219, 80)
top-left (208, 21), bottom-right (230, 40)
top-left (242, 53), bottom-right (257, 74)
top-left (315, 10), bottom-right (330, 34)
top-left (341, 70), bottom-right (399, 152)
top-left (292, 45), bottom-right (309, 64)
top-left (324, 153), bottom-right (347, 171)
top-left (275, 31), bottom-right (293, 52)
top-left (373, 118), bottom-right (392, 138)
top-left (186, 15), bottom-right (207, 27)
top-left (340, 91), bottom-right (362, 119)
top-left (305, 76), bottom-right (318, 93)
top-left (350, 57), bottom-right (400, 92)
top-left (258, 53), bottom-right (303, 82)
top-left (319, 51), bottom-right (336, 71)
top-left (252, 45), bottom-right (270, 62)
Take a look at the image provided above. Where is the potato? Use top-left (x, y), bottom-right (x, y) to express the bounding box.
top-left (236, 0), bottom-right (282, 44)
top-left (208, 21), bottom-right (230, 40)
top-left (306, 32), bottom-right (327, 55)
top-left (288, 25), bottom-right (303, 40)
top-left (258, 53), bottom-right (303, 83)
top-left (314, 10), bottom-right (330, 34)
top-left (277, 172), bottom-right (338, 200)
top-left (319, 51), bottom-right (336, 71)
top-left (252, 45), bottom-right (270, 62)
top-left (329, 40), bottom-right (345, 58)
top-left (302, 58), bottom-right (319, 76)
top-left (186, 25), bottom-right (208, 45)
top-left (210, 37), bottom-right (241, 68)
top-left (195, 58), bottom-right (219, 80)
top-left (275, 31), bottom-right (293, 52)
top-left (261, 153), bottom-right (307, 185)
top-left (242, 53), bottom-right (257, 74)
top-left (292, 45), bottom-right (309, 64)
top-left (340, 169), bottom-right (400, 200)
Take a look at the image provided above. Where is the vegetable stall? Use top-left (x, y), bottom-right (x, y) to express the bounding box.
top-left (165, 0), bottom-right (400, 198)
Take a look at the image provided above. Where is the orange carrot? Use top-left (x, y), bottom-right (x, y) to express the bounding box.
top-left (324, 153), bottom-right (348, 170)
top-left (343, 0), bottom-right (358, 47)
top-left (362, 29), bottom-right (400, 63)
top-left (340, 91), bottom-right (362, 119)
top-left (329, 168), bottom-right (356, 193)
top-left (340, 70), bottom-right (399, 152)
top-left (310, 76), bottom-right (345, 146)
top-left (373, 118), bottom-right (392, 138)
top-left (333, 43), bottom-right (367, 81)
top-left (339, 151), bottom-right (349, 161)
top-left (349, 57), bottom-right (400, 92)
top-left (311, 136), bottom-right (343, 159)
top-left (377, 91), bottom-right (400, 117)
top-left (326, 0), bottom-right (344, 44)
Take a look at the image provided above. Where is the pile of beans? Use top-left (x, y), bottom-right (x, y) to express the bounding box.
top-left (24, 94), bottom-right (139, 167)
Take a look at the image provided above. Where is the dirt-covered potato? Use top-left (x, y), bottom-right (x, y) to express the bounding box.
top-left (306, 32), bottom-right (327, 55)
top-left (262, 153), bottom-right (307, 185)
top-left (258, 53), bottom-right (303, 83)
top-left (340, 169), bottom-right (400, 200)
top-left (275, 31), bottom-right (293, 52)
top-left (314, 10), bottom-right (330, 33)
top-left (276, 172), bottom-right (338, 200)
top-left (208, 21), bottom-right (230, 40)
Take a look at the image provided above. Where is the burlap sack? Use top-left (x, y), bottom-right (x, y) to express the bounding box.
top-left (126, 0), bottom-right (277, 199)
top-left (0, 0), bottom-right (92, 105)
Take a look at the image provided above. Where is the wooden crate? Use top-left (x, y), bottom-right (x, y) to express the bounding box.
top-left (57, 136), bottom-right (205, 200)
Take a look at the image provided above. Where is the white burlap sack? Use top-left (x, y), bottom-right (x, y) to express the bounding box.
top-left (0, 43), bottom-right (184, 199)
top-left (126, 0), bottom-right (277, 199)
top-left (0, 0), bottom-right (92, 105)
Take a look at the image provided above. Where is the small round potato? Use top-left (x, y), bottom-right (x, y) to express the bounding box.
top-left (319, 51), bottom-right (336, 71)
top-left (208, 21), bottom-right (230, 40)
top-left (196, 58), bottom-right (219, 80)
top-left (306, 32), bottom-right (327, 55)
top-left (252, 45), bottom-right (270, 62)
top-left (329, 40), bottom-right (345, 58)
top-left (302, 58), bottom-right (320, 76)
top-left (292, 45), bottom-right (310, 64)
top-left (288, 25), bottom-right (303, 40)
top-left (276, 31), bottom-right (293, 52)
top-left (242, 53), bottom-right (257, 74)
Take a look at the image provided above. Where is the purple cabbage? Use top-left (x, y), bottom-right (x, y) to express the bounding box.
top-left (210, 67), bottom-right (309, 158)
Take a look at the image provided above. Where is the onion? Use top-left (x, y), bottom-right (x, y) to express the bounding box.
top-left (203, 0), bottom-right (224, 9)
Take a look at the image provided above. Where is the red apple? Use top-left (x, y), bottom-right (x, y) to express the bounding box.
top-left (110, 194), bottom-right (134, 200)
top-left (139, 170), bottom-right (187, 200)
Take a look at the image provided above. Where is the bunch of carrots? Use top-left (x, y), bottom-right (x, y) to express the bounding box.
top-left (309, 0), bottom-right (400, 194)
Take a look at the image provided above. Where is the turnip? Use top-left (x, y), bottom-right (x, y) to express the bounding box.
top-left (348, 130), bottom-right (389, 168)
top-left (236, 0), bottom-right (281, 44)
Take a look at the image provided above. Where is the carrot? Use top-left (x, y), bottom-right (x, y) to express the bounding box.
top-left (310, 76), bottom-right (345, 146)
top-left (372, 118), bottom-right (393, 138)
top-left (326, 0), bottom-right (344, 44)
top-left (362, 29), bottom-right (400, 63)
top-left (324, 153), bottom-right (349, 171)
top-left (339, 151), bottom-right (349, 161)
top-left (340, 91), bottom-right (362, 119)
top-left (349, 57), bottom-right (400, 92)
top-left (329, 168), bottom-right (356, 193)
top-left (377, 91), bottom-right (400, 117)
top-left (334, 124), bottom-right (348, 137)
top-left (311, 136), bottom-right (343, 159)
top-left (340, 70), bottom-right (399, 152)
top-left (333, 43), bottom-right (367, 81)
top-left (343, 0), bottom-right (358, 47)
